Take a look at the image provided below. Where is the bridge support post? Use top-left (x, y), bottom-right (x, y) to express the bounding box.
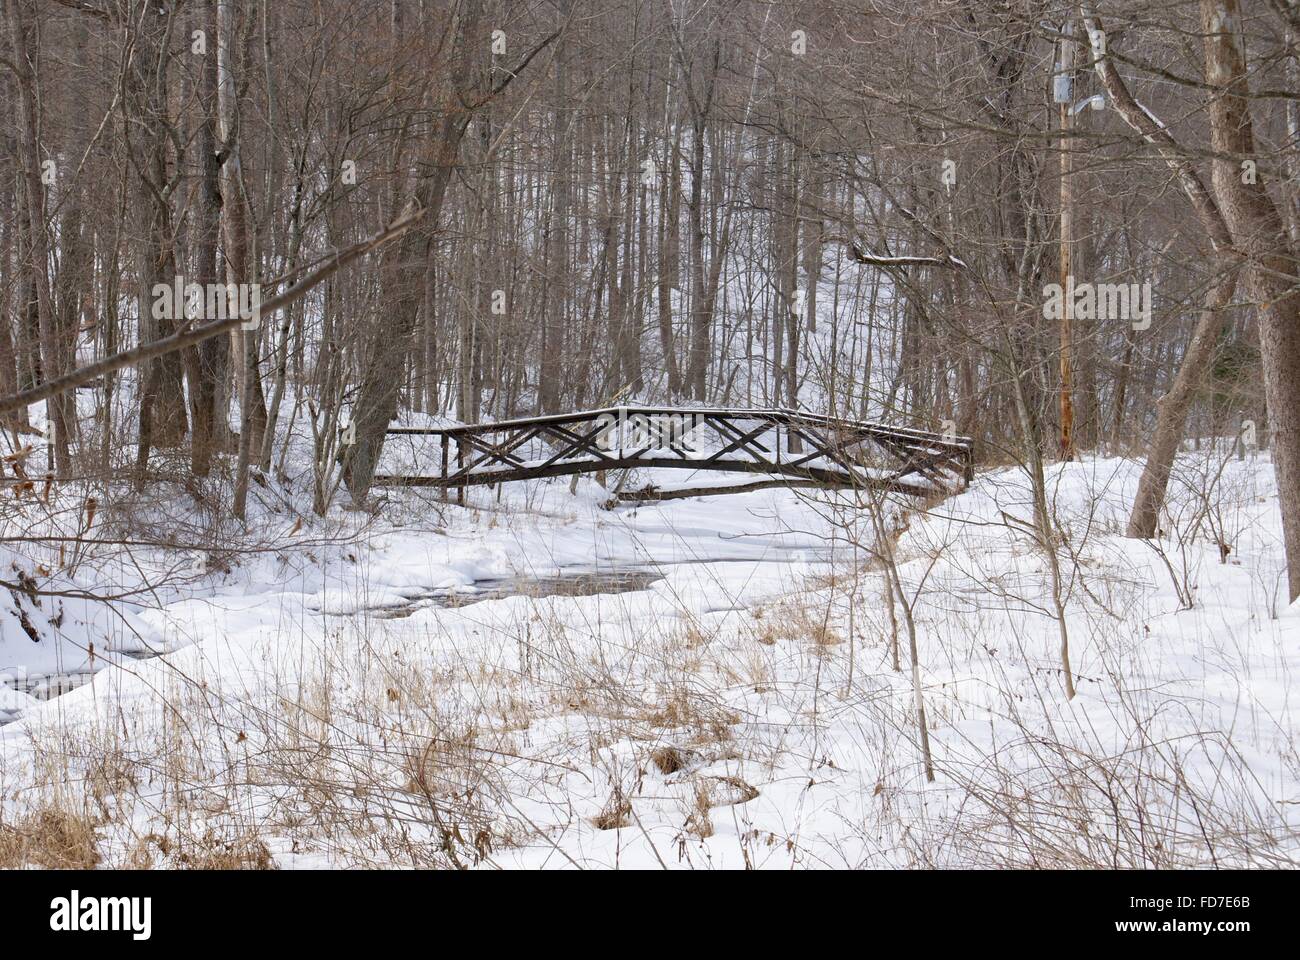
top-left (456, 440), bottom-right (465, 506)
top-left (440, 434), bottom-right (450, 503)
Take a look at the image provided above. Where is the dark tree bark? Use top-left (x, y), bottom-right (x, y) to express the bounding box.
top-left (6, 0), bottom-right (71, 473)
top-left (188, 0), bottom-right (228, 477)
top-left (1199, 0), bottom-right (1300, 601)
top-left (127, 3), bottom-right (189, 470)
top-left (343, 6), bottom-right (484, 501)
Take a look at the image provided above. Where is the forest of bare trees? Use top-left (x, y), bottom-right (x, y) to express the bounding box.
top-left (1, 0), bottom-right (1299, 882)
top-left (2, 0), bottom-right (1297, 569)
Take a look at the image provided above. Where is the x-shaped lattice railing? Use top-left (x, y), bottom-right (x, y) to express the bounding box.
top-left (376, 407), bottom-right (973, 500)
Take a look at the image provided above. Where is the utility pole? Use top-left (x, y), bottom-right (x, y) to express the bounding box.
top-left (1056, 20), bottom-right (1077, 461)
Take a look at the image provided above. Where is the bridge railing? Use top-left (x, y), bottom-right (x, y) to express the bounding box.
top-left (374, 406), bottom-right (973, 501)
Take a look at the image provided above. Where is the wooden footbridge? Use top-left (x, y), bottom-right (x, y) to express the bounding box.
top-left (373, 406), bottom-right (973, 502)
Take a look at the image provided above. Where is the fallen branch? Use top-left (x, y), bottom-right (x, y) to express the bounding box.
top-left (828, 236), bottom-right (968, 269)
top-left (607, 477), bottom-right (834, 506)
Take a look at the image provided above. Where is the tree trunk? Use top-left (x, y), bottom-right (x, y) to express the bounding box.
top-left (189, 0), bottom-right (226, 477)
top-left (343, 7), bottom-right (484, 503)
top-left (1127, 264), bottom-right (1239, 536)
top-left (6, 0), bottom-right (70, 474)
top-left (1200, 0), bottom-right (1300, 601)
top-left (225, 0), bottom-right (265, 519)
top-left (538, 5), bottom-right (569, 414)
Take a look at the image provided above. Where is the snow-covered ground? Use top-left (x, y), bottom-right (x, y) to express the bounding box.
top-left (1, 448), bottom-right (1297, 868)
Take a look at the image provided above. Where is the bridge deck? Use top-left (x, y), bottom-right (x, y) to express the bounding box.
top-left (373, 406), bottom-right (973, 501)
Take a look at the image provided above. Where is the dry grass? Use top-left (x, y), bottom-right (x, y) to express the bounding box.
top-left (643, 687), bottom-right (740, 745)
top-left (650, 745), bottom-right (690, 775)
top-left (0, 807), bottom-right (101, 869)
top-left (699, 775), bottom-right (759, 807)
top-left (405, 726), bottom-right (482, 798)
top-left (175, 832), bottom-right (275, 870)
top-left (684, 782), bottom-right (713, 839)
top-left (592, 787), bottom-right (633, 830)
top-left (4, 472), bottom-right (1295, 871)
top-left (750, 600), bottom-right (839, 648)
